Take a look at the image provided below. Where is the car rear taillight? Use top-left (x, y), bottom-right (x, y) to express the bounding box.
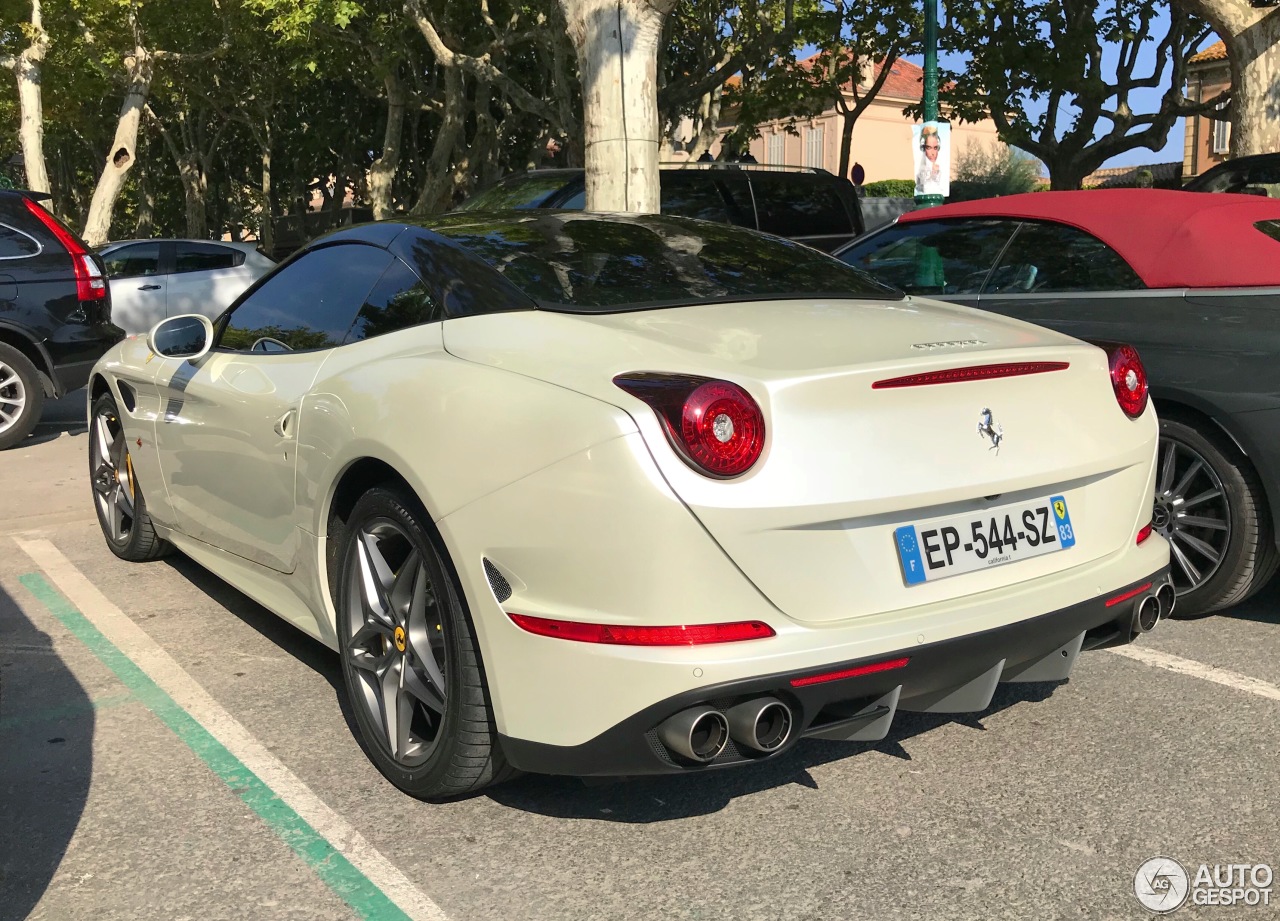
top-left (506, 612), bottom-right (775, 645)
top-left (614, 373), bottom-right (765, 478)
top-left (22, 197), bottom-right (108, 303)
top-left (1137, 522), bottom-right (1153, 545)
top-left (1096, 342), bottom-right (1148, 419)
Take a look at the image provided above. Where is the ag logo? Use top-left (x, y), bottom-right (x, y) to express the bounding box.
top-left (1134, 856), bottom-right (1190, 913)
top-left (1053, 499), bottom-right (1066, 519)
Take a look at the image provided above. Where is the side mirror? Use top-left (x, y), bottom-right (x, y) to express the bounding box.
top-left (149, 314), bottom-right (214, 362)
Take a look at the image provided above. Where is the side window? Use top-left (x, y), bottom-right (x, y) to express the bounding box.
top-left (103, 243), bottom-right (161, 279)
top-left (985, 222), bottom-right (1144, 294)
top-left (175, 242), bottom-right (243, 274)
top-left (558, 187), bottom-right (586, 210)
top-left (0, 223), bottom-right (40, 259)
top-left (659, 176), bottom-right (731, 223)
top-left (838, 219), bottom-right (1017, 296)
top-left (750, 176), bottom-right (851, 238)
top-left (218, 243), bottom-right (393, 352)
top-left (346, 258), bottom-right (441, 343)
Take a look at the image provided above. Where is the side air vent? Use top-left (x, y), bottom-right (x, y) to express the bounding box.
top-left (483, 558), bottom-right (512, 603)
top-left (117, 380), bottom-right (138, 413)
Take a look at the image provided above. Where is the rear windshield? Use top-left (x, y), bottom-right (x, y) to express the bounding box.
top-left (1255, 220), bottom-right (1280, 242)
top-left (431, 212), bottom-right (900, 312)
top-left (456, 174), bottom-right (574, 212)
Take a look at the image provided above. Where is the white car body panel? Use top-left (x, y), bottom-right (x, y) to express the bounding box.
top-left (442, 301), bottom-right (1158, 623)
top-left (91, 291), bottom-right (1168, 754)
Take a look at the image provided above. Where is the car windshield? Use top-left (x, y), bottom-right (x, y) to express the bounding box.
top-left (455, 174), bottom-right (575, 211)
top-left (430, 212), bottom-right (901, 311)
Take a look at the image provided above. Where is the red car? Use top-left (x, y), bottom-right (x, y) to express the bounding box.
top-left (837, 189), bottom-right (1280, 616)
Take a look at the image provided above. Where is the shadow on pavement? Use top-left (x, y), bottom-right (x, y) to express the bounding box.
top-left (485, 680), bottom-right (1063, 822)
top-left (160, 554), bottom-right (358, 737)
top-left (0, 582), bottom-right (94, 921)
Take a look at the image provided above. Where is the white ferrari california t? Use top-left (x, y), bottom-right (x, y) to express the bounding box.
top-left (86, 211), bottom-right (1173, 799)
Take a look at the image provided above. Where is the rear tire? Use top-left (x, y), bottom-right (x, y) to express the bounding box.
top-left (335, 485), bottom-right (513, 800)
top-left (89, 393), bottom-right (170, 562)
top-left (1156, 418), bottom-right (1277, 617)
top-left (0, 342), bottom-right (45, 450)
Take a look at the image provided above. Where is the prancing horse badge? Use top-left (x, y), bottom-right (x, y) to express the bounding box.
top-left (977, 408), bottom-right (1004, 453)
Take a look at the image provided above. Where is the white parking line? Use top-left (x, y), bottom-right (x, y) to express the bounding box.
top-left (1106, 644), bottom-right (1280, 702)
top-left (14, 536), bottom-right (450, 921)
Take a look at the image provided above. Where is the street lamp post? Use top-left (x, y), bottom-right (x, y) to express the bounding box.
top-left (915, 0), bottom-right (943, 209)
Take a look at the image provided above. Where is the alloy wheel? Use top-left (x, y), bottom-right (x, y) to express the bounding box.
top-left (90, 406), bottom-right (137, 543)
top-left (0, 358), bottom-right (27, 436)
top-left (344, 519), bottom-right (449, 767)
top-left (1154, 435), bottom-right (1231, 594)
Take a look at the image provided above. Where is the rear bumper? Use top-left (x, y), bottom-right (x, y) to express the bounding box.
top-left (498, 567), bottom-right (1172, 777)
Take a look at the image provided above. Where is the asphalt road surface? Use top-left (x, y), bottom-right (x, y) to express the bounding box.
top-left (2, 394), bottom-right (1277, 920)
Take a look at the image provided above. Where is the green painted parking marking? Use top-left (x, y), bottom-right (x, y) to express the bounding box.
top-left (19, 572), bottom-right (413, 921)
top-left (0, 690), bottom-right (135, 732)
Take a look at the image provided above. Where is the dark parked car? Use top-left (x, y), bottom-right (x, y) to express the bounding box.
top-left (1184, 152), bottom-right (1280, 197)
top-left (835, 189), bottom-right (1280, 616)
top-left (0, 190), bottom-right (121, 449)
top-left (455, 164), bottom-right (865, 252)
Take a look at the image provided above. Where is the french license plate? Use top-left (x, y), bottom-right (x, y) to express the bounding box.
top-left (894, 495), bottom-right (1076, 586)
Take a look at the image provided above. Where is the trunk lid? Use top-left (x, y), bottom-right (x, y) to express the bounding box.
top-left (444, 298), bottom-right (1156, 624)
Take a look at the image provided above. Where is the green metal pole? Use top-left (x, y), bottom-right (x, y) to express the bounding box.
top-left (915, 0), bottom-right (943, 209)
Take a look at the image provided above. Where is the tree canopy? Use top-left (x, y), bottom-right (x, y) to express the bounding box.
top-left (2, 0), bottom-right (1276, 242)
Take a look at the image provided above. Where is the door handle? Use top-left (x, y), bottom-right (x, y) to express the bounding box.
top-left (138, 284), bottom-right (162, 291)
top-left (273, 409), bottom-right (297, 438)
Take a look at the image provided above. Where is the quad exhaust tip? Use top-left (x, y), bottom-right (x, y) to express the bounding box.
top-left (1134, 594), bottom-right (1160, 634)
top-left (726, 698), bottom-right (793, 753)
top-left (1132, 579), bottom-right (1175, 636)
top-left (657, 706), bottom-right (730, 763)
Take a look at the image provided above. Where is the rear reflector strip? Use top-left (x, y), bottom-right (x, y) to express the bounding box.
top-left (506, 612), bottom-right (775, 645)
top-left (872, 362), bottom-right (1070, 389)
top-left (1105, 582), bottom-right (1153, 608)
top-left (789, 657), bottom-right (911, 688)
top-left (1136, 523), bottom-right (1153, 545)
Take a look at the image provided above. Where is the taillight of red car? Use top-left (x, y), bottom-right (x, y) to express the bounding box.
top-left (1098, 342), bottom-right (1149, 419)
top-left (614, 373), bottom-right (765, 478)
top-left (22, 197), bottom-right (108, 304)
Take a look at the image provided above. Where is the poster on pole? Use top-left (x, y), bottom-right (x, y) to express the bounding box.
top-left (912, 122), bottom-right (950, 198)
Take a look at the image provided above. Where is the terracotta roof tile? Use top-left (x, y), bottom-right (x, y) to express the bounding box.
top-left (796, 51), bottom-right (930, 101)
top-left (1189, 40), bottom-right (1227, 64)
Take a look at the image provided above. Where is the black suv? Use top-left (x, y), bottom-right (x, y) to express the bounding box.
top-left (0, 190), bottom-right (121, 449)
top-left (1184, 152), bottom-right (1280, 197)
top-left (456, 165), bottom-right (865, 252)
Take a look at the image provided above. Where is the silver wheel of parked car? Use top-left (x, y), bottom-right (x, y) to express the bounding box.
top-left (1154, 434), bottom-right (1231, 595)
top-left (89, 393), bottom-right (169, 562)
top-left (343, 515), bottom-right (449, 768)
top-left (0, 343), bottom-right (45, 450)
top-left (335, 485), bottom-right (513, 799)
top-left (1156, 418), bottom-right (1277, 617)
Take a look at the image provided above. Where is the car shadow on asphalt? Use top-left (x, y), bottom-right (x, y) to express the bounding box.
top-left (0, 582), bottom-right (94, 921)
top-left (160, 555), bottom-right (361, 740)
top-left (485, 681), bottom-right (1063, 823)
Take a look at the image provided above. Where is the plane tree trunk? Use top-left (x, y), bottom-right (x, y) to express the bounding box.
top-left (560, 0), bottom-right (678, 213)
